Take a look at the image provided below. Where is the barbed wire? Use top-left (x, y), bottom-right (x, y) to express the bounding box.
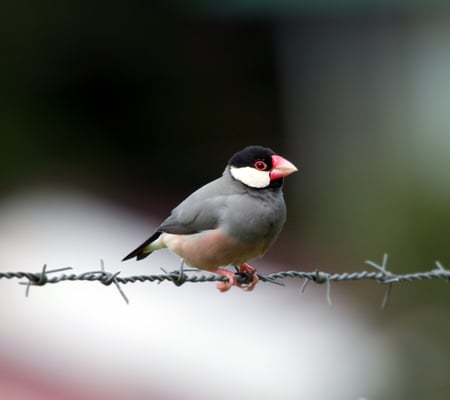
top-left (0, 254), bottom-right (448, 307)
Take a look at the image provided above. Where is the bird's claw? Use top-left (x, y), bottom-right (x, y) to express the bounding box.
top-left (215, 263), bottom-right (259, 292)
top-left (215, 269), bottom-right (236, 292)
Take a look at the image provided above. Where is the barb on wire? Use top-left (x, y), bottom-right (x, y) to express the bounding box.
top-left (98, 259), bottom-right (129, 304)
top-left (365, 253), bottom-right (393, 309)
top-left (1, 254), bottom-right (449, 306)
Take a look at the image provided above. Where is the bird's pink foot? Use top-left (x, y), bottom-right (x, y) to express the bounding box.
top-left (215, 268), bottom-right (236, 292)
top-left (236, 263), bottom-right (259, 291)
top-left (214, 263), bottom-right (259, 292)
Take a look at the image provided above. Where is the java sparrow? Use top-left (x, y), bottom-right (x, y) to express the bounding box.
top-left (122, 145), bottom-right (297, 292)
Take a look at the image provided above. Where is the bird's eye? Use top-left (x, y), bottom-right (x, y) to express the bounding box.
top-left (254, 160), bottom-right (268, 171)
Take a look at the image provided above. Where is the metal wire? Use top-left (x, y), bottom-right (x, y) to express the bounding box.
top-left (0, 254), bottom-right (448, 306)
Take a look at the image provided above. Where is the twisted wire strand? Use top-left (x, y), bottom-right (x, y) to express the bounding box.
top-left (0, 255), bottom-right (448, 306)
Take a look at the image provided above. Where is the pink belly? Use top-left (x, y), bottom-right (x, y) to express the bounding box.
top-left (162, 230), bottom-right (268, 270)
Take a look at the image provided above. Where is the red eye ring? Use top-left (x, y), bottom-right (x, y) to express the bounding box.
top-left (254, 160), bottom-right (267, 171)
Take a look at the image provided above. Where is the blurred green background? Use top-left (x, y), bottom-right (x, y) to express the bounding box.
top-left (1, 1), bottom-right (450, 399)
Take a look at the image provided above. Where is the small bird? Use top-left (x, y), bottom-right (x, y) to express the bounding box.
top-left (122, 145), bottom-right (297, 292)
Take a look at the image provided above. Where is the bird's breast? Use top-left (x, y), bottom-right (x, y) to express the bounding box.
top-left (161, 229), bottom-right (270, 270)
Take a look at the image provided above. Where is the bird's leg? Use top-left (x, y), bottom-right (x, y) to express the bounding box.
top-left (214, 268), bottom-right (236, 292)
top-left (179, 259), bottom-right (185, 275)
top-left (235, 263), bottom-right (259, 291)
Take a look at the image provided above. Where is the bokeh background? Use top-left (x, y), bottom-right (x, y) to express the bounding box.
top-left (1, 1), bottom-right (450, 399)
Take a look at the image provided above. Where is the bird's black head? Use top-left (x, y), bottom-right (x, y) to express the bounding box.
top-left (228, 146), bottom-right (297, 189)
top-left (229, 146), bottom-right (275, 170)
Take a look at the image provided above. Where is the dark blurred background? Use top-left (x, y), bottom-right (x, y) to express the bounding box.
top-left (1, 1), bottom-right (450, 399)
top-left (1, 1), bottom-right (282, 190)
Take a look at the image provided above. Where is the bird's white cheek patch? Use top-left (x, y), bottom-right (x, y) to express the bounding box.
top-left (230, 167), bottom-right (271, 188)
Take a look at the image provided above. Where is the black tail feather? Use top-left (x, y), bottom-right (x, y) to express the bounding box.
top-left (122, 231), bottom-right (162, 261)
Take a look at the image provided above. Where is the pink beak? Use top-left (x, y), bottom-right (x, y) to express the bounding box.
top-left (270, 155), bottom-right (298, 180)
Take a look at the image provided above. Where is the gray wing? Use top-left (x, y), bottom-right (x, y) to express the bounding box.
top-left (122, 175), bottom-right (236, 262)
